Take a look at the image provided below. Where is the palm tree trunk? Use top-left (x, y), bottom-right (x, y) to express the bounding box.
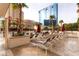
top-left (19, 4), bottom-right (22, 32)
top-left (17, 4), bottom-right (22, 34)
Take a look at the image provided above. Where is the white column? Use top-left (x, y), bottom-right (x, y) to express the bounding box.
top-left (4, 18), bottom-right (9, 49)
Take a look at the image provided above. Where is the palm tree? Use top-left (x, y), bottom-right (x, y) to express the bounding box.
top-left (59, 20), bottom-right (63, 26)
top-left (77, 3), bottom-right (79, 8)
top-left (59, 20), bottom-right (64, 31)
top-left (49, 15), bottom-right (55, 30)
top-left (77, 3), bottom-right (79, 31)
top-left (12, 3), bottom-right (28, 35)
top-left (77, 18), bottom-right (79, 31)
top-left (49, 15), bottom-right (55, 22)
top-left (77, 3), bottom-right (79, 14)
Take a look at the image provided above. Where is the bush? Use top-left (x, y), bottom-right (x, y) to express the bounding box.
top-left (64, 23), bottom-right (78, 31)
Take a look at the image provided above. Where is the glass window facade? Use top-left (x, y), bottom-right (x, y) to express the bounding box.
top-left (39, 3), bottom-right (58, 26)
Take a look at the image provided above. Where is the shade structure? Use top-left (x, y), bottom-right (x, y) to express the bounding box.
top-left (0, 3), bottom-right (9, 17)
top-left (0, 3), bottom-right (10, 49)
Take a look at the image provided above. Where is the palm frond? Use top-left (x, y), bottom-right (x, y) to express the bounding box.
top-left (22, 3), bottom-right (28, 8)
top-left (59, 20), bottom-right (63, 23)
top-left (49, 15), bottom-right (55, 19)
top-left (12, 3), bottom-right (28, 9)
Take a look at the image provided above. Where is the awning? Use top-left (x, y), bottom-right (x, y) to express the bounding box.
top-left (0, 3), bottom-right (9, 17)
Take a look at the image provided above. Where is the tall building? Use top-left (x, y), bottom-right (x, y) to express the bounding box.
top-left (39, 3), bottom-right (58, 26)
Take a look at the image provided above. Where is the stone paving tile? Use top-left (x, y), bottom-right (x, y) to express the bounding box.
top-left (1, 31), bottom-right (79, 56)
top-left (0, 33), bottom-right (6, 56)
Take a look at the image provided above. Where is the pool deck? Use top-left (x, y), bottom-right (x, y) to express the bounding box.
top-left (1, 31), bottom-right (79, 56)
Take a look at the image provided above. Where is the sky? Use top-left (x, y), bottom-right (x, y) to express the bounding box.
top-left (22, 3), bottom-right (78, 23)
top-left (22, 3), bottom-right (52, 22)
top-left (58, 3), bottom-right (78, 23)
